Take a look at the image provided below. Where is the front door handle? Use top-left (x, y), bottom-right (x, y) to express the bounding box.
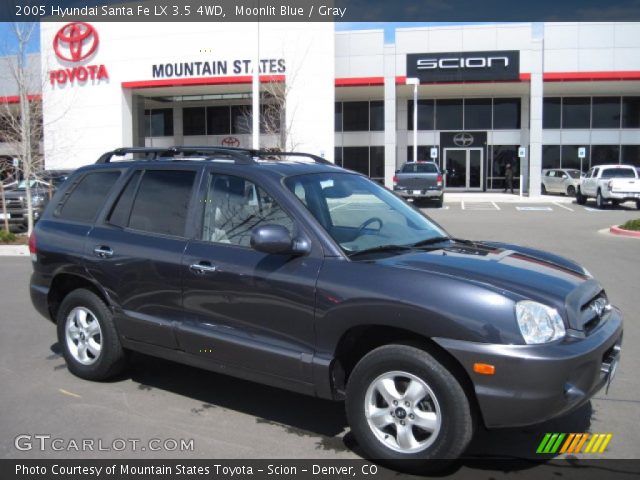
top-left (189, 262), bottom-right (218, 274)
top-left (93, 246), bottom-right (113, 258)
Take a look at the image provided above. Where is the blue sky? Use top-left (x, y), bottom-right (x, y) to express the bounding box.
top-left (0, 23), bottom-right (41, 55)
top-left (1, 21), bottom-right (480, 54)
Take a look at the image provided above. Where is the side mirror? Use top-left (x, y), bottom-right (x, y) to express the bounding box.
top-left (250, 224), bottom-right (310, 255)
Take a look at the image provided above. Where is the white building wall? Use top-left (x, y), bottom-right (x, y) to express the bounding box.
top-left (41, 22), bottom-right (334, 169)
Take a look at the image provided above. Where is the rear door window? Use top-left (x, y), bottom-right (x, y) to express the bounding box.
top-left (109, 169), bottom-right (196, 237)
top-left (56, 171), bottom-right (121, 223)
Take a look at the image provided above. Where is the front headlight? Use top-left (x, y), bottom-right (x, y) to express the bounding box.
top-left (31, 195), bottom-right (45, 206)
top-left (515, 300), bottom-right (566, 344)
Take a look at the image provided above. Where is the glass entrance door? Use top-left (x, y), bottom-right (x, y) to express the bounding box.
top-left (443, 148), bottom-right (484, 190)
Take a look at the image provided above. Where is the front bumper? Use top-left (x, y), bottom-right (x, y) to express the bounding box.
top-left (434, 308), bottom-right (623, 428)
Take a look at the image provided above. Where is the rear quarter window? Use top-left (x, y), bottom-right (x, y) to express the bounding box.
top-left (55, 171), bottom-right (121, 223)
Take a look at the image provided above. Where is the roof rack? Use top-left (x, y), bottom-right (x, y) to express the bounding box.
top-left (95, 146), bottom-right (332, 166)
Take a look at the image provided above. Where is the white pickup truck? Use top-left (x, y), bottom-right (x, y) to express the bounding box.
top-left (576, 164), bottom-right (640, 209)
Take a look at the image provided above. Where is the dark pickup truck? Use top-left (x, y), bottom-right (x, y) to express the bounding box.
top-left (393, 161), bottom-right (444, 207)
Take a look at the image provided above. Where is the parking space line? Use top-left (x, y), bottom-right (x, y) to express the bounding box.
top-left (516, 206), bottom-right (553, 211)
top-left (461, 201), bottom-right (465, 210)
top-left (553, 202), bottom-right (574, 212)
top-left (59, 388), bottom-right (82, 399)
top-left (491, 202), bottom-right (501, 210)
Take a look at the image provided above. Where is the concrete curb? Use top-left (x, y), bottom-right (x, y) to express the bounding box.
top-left (0, 245), bottom-right (29, 256)
top-left (610, 225), bottom-right (640, 238)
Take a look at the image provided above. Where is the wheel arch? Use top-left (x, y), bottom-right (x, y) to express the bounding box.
top-left (48, 273), bottom-right (112, 323)
top-left (330, 325), bottom-right (482, 426)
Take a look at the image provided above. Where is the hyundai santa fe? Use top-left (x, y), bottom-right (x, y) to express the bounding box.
top-left (29, 146), bottom-right (622, 470)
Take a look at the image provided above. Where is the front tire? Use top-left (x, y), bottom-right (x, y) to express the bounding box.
top-left (435, 194), bottom-right (444, 208)
top-left (57, 289), bottom-right (126, 381)
top-left (346, 345), bottom-right (473, 469)
top-left (636, 200), bottom-right (640, 210)
top-left (576, 188), bottom-right (586, 205)
top-left (566, 185), bottom-right (576, 196)
top-left (541, 184), bottom-right (547, 195)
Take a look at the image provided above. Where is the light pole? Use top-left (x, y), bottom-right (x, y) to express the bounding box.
top-left (406, 77), bottom-right (420, 163)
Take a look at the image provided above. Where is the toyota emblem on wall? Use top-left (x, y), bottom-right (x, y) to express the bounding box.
top-left (453, 132), bottom-right (474, 147)
top-left (221, 137), bottom-right (241, 148)
top-left (53, 22), bottom-right (100, 62)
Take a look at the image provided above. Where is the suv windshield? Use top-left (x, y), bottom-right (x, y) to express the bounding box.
top-left (285, 172), bottom-right (447, 255)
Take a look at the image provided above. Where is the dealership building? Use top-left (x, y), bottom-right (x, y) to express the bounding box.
top-left (6, 22), bottom-right (640, 194)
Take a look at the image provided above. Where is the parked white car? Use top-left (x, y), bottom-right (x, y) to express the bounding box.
top-left (541, 168), bottom-right (582, 196)
top-left (577, 164), bottom-right (640, 209)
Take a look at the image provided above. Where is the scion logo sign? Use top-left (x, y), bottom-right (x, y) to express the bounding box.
top-left (49, 22), bottom-right (109, 87)
top-left (407, 51), bottom-right (519, 82)
top-left (453, 132), bottom-right (474, 147)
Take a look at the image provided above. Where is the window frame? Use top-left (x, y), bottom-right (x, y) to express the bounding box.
top-left (53, 169), bottom-right (123, 225)
top-left (99, 165), bottom-right (202, 240)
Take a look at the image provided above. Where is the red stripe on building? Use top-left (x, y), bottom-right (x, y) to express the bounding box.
top-left (0, 94), bottom-right (42, 104)
top-left (544, 71), bottom-right (640, 81)
top-left (122, 75), bottom-right (285, 89)
top-left (395, 75), bottom-right (531, 85)
top-left (335, 77), bottom-right (385, 87)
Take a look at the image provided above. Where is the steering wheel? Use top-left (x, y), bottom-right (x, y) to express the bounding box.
top-left (356, 217), bottom-right (384, 237)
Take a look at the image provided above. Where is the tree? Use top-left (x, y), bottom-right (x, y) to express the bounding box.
top-left (0, 22), bottom-right (43, 235)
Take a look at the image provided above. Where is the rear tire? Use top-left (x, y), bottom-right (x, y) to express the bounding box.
top-left (346, 345), bottom-right (473, 471)
top-left (57, 289), bottom-right (126, 381)
top-left (576, 188), bottom-right (586, 205)
top-left (541, 184), bottom-right (547, 195)
top-left (636, 200), bottom-right (640, 210)
top-left (435, 195), bottom-right (444, 208)
top-left (596, 190), bottom-right (605, 209)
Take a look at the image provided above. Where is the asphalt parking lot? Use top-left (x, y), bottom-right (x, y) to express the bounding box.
top-left (0, 199), bottom-right (638, 472)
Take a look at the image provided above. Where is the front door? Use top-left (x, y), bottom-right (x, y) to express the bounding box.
top-left (443, 148), bottom-right (483, 190)
top-left (179, 170), bottom-right (321, 386)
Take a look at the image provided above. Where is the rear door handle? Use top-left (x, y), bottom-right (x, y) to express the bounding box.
top-left (189, 262), bottom-right (218, 274)
top-left (93, 246), bottom-right (113, 258)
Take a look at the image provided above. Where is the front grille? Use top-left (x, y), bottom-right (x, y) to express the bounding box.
top-left (580, 291), bottom-right (610, 334)
top-left (0, 200), bottom-right (23, 209)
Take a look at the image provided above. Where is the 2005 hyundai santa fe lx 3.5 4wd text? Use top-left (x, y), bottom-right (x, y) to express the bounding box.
top-left (30, 147), bottom-right (622, 470)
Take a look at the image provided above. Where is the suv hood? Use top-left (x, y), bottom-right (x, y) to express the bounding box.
top-left (372, 241), bottom-right (597, 323)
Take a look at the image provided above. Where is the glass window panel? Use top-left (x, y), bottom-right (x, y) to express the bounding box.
top-left (260, 103), bottom-right (281, 134)
top-left (407, 100), bottom-right (435, 130)
top-left (58, 172), bottom-right (121, 223)
top-left (128, 170), bottom-right (195, 237)
top-left (108, 171), bottom-right (141, 228)
top-left (370, 101), bottom-right (384, 131)
top-left (435, 99), bottom-right (463, 130)
top-left (342, 146), bottom-right (369, 176)
top-left (492, 145), bottom-right (519, 190)
top-left (562, 98), bottom-right (591, 129)
top-left (343, 101), bottom-right (369, 131)
top-left (592, 97), bottom-right (621, 128)
top-left (621, 145), bottom-right (640, 166)
top-left (335, 102), bottom-right (342, 132)
top-left (561, 145), bottom-right (589, 170)
top-left (543, 98), bottom-right (561, 129)
top-left (206, 106), bottom-right (230, 135)
top-left (183, 107), bottom-right (206, 135)
top-left (334, 146), bottom-right (343, 167)
top-left (493, 98), bottom-right (521, 129)
top-left (542, 145), bottom-right (561, 170)
top-left (202, 174), bottom-right (294, 247)
top-left (370, 146), bottom-right (385, 180)
top-left (464, 99), bottom-right (492, 130)
top-left (622, 97), bottom-right (640, 128)
top-left (407, 146), bottom-right (434, 163)
top-left (590, 145), bottom-right (620, 166)
top-left (231, 105), bottom-right (252, 134)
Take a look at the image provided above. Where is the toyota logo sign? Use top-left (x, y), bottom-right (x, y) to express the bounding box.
top-left (53, 22), bottom-right (99, 62)
top-left (453, 132), bottom-right (474, 147)
top-left (221, 137), bottom-right (241, 148)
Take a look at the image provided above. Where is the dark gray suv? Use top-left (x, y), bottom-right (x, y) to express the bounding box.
top-left (29, 147), bottom-right (622, 469)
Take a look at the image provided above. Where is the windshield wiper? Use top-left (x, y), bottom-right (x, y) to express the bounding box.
top-left (411, 236), bottom-right (452, 248)
top-left (347, 244), bottom-right (414, 258)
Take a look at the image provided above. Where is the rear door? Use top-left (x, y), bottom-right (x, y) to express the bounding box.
top-left (179, 168), bottom-right (321, 386)
top-left (85, 166), bottom-right (200, 349)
